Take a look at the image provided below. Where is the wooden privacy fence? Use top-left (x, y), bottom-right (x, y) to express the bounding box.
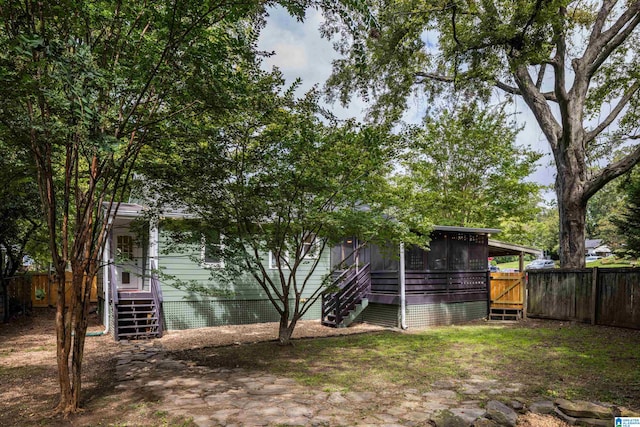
top-left (490, 272), bottom-right (524, 310)
top-left (527, 268), bottom-right (640, 329)
top-left (0, 276), bottom-right (32, 320)
top-left (31, 272), bottom-right (98, 308)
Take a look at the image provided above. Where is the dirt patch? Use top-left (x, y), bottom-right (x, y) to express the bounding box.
top-left (159, 319), bottom-right (385, 351)
top-left (0, 308), bottom-right (384, 426)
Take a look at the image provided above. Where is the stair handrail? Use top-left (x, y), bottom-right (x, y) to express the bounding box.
top-left (322, 263), bottom-right (371, 326)
top-left (149, 259), bottom-right (163, 337)
top-left (109, 261), bottom-right (119, 305)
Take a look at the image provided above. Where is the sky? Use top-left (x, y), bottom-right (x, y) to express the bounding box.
top-left (257, 6), bottom-right (558, 200)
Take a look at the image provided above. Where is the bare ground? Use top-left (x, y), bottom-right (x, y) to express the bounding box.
top-left (0, 308), bottom-right (384, 426)
top-left (0, 308), bottom-right (571, 426)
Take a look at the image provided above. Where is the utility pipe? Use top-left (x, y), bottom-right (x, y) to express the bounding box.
top-left (87, 216), bottom-right (113, 337)
top-left (399, 242), bottom-right (407, 330)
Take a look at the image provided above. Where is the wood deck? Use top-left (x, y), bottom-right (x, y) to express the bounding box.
top-left (368, 270), bottom-right (489, 305)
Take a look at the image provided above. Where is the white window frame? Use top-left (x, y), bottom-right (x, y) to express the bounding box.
top-left (302, 235), bottom-right (321, 259)
top-left (268, 250), bottom-right (290, 270)
top-left (201, 234), bottom-right (225, 269)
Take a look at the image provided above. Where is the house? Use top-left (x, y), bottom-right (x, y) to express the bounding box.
top-left (585, 239), bottom-right (603, 256)
top-left (98, 204), bottom-right (501, 339)
top-left (98, 203), bottom-right (330, 340)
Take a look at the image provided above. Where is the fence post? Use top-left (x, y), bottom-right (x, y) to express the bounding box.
top-left (522, 272), bottom-right (528, 320)
top-left (591, 267), bottom-right (598, 325)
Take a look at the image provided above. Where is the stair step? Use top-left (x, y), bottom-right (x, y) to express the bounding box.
top-left (117, 321), bottom-right (159, 328)
top-left (118, 309), bottom-right (156, 314)
top-left (118, 316), bottom-right (158, 323)
top-left (117, 304), bottom-right (153, 309)
top-left (117, 332), bottom-right (160, 338)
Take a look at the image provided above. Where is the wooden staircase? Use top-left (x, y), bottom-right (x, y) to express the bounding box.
top-left (115, 291), bottom-right (162, 340)
top-left (321, 263), bottom-right (371, 328)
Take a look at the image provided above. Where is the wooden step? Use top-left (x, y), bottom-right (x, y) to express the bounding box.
top-left (116, 332), bottom-right (161, 339)
top-left (489, 308), bottom-right (521, 321)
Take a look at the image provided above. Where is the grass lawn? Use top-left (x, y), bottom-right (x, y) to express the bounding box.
top-left (174, 320), bottom-right (640, 410)
top-left (496, 260), bottom-right (522, 270)
top-left (497, 257), bottom-right (638, 270)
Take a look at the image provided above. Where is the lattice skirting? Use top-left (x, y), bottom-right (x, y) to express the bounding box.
top-left (360, 301), bottom-right (488, 328)
top-left (161, 299), bottom-right (322, 330)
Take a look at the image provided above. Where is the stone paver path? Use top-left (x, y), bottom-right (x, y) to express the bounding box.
top-left (115, 342), bottom-right (525, 426)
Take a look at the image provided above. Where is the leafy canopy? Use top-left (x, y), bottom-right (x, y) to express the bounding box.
top-left (396, 104), bottom-right (542, 241)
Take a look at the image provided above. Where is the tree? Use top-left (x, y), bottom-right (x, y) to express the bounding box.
top-left (0, 141), bottom-right (42, 322)
top-left (144, 77), bottom-right (404, 345)
top-left (586, 179), bottom-right (626, 247)
top-left (324, 0), bottom-right (640, 267)
top-left (396, 104), bottom-right (542, 235)
top-left (614, 168), bottom-right (640, 256)
top-left (0, 0), bottom-right (315, 415)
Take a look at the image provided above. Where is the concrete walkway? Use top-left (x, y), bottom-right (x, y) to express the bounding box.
top-left (114, 342), bottom-right (525, 426)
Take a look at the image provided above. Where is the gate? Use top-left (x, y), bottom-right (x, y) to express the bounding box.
top-left (489, 271), bottom-right (524, 320)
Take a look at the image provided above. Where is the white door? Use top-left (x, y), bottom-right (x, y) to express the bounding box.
top-left (114, 232), bottom-right (143, 290)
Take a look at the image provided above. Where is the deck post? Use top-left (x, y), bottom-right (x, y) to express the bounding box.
top-left (518, 251), bottom-right (524, 273)
top-left (399, 242), bottom-right (407, 329)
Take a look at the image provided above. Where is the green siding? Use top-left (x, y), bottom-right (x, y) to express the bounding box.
top-left (163, 298), bottom-right (322, 330)
top-left (156, 226), bottom-right (329, 330)
top-left (157, 228), bottom-right (331, 303)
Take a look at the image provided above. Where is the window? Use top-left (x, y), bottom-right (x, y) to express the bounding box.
top-left (269, 250), bottom-right (290, 269)
top-left (201, 233), bottom-right (224, 268)
top-left (405, 245), bottom-right (426, 270)
top-left (449, 232), bottom-right (469, 270)
top-left (302, 234), bottom-right (321, 259)
top-left (116, 235), bottom-right (134, 261)
top-left (427, 232), bottom-right (448, 271)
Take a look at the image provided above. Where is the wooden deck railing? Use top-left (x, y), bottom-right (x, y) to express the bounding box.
top-left (368, 270), bottom-right (488, 305)
top-left (322, 263), bottom-right (371, 326)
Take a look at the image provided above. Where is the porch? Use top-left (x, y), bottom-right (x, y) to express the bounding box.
top-left (103, 204), bottom-right (164, 340)
top-left (322, 226), bottom-right (498, 328)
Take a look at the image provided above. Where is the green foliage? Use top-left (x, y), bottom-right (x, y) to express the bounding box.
top-left (143, 74), bottom-right (405, 341)
top-left (0, 142), bottom-right (43, 280)
top-left (395, 103), bottom-right (542, 241)
top-left (323, 0), bottom-right (640, 267)
top-left (614, 168), bottom-right (640, 257)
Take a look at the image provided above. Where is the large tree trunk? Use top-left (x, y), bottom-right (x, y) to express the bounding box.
top-left (555, 139), bottom-right (588, 269)
top-left (557, 185), bottom-right (587, 268)
top-left (54, 270), bottom-right (73, 414)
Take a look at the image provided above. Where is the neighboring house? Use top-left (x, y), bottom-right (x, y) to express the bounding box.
top-left (585, 239), bottom-right (612, 257)
top-left (585, 239), bottom-right (603, 256)
top-left (98, 204), bottom-right (500, 340)
top-left (594, 245), bottom-right (612, 257)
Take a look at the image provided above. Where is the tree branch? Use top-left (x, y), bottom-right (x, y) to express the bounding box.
top-left (585, 81), bottom-right (640, 143)
top-left (512, 64), bottom-right (562, 152)
top-left (582, 2), bottom-right (640, 77)
top-left (585, 143), bottom-right (640, 201)
top-left (415, 71), bottom-right (558, 100)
